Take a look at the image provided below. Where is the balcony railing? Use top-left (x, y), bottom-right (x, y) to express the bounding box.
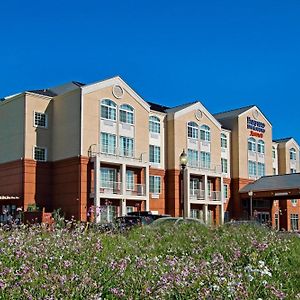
top-left (100, 181), bottom-right (122, 195)
top-left (126, 184), bottom-right (146, 196)
top-left (190, 189), bottom-right (221, 202)
top-left (188, 160), bottom-right (221, 173)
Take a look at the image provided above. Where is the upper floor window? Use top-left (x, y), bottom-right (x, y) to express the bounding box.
top-left (149, 145), bottom-right (161, 164)
top-left (221, 158), bottom-right (228, 173)
top-left (150, 176), bottom-right (161, 194)
top-left (120, 136), bottom-right (134, 157)
top-left (290, 148), bottom-right (297, 160)
top-left (258, 162), bottom-right (265, 177)
top-left (149, 116), bottom-right (160, 133)
top-left (188, 149), bottom-right (199, 166)
top-left (101, 99), bottom-right (116, 121)
top-left (34, 112), bottom-right (47, 128)
top-left (221, 133), bottom-right (227, 148)
top-left (120, 104), bottom-right (134, 124)
top-left (126, 170), bottom-right (134, 190)
top-left (34, 146), bottom-right (47, 162)
top-left (257, 140), bottom-right (265, 154)
top-left (200, 125), bottom-right (211, 141)
top-left (187, 122), bottom-right (198, 139)
top-left (101, 132), bottom-right (116, 154)
top-left (272, 146), bottom-right (276, 159)
top-left (248, 138), bottom-right (256, 152)
top-left (200, 151), bottom-right (211, 169)
top-left (248, 160), bottom-right (256, 177)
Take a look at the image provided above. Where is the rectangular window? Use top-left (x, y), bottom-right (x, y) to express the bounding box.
top-left (100, 205), bottom-right (118, 223)
top-left (257, 162), bottom-right (265, 177)
top-left (150, 176), bottom-right (161, 194)
top-left (188, 149), bottom-right (198, 167)
top-left (221, 135), bottom-right (227, 148)
top-left (126, 170), bottom-right (134, 190)
top-left (223, 184), bottom-right (229, 199)
top-left (34, 112), bottom-right (47, 128)
top-left (274, 213), bottom-right (279, 230)
top-left (221, 158), bottom-right (228, 173)
top-left (101, 132), bottom-right (116, 154)
top-left (248, 160), bottom-right (256, 177)
top-left (149, 145), bottom-right (161, 163)
top-left (126, 206), bottom-right (134, 213)
top-left (290, 214), bottom-right (299, 231)
top-left (120, 136), bottom-right (134, 157)
top-left (200, 151), bottom-right (211, 169)
top-left (34, 147), bottom-right (47, 162)
top-left (100, 168), bottom-right (117, 188)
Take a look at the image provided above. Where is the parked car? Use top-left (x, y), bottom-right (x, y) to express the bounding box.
top-left (149, 217), bottom-right (205, 227)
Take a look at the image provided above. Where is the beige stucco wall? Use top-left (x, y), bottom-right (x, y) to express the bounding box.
top-left (24, 94), bottom-right (53, 160)
top-left (0, 94), bottom-right (25, 163)
top-left (238, 108), bottom-right (273, 178)
top-left (167, 108), bottom-right (221, 170)
top-left (277, 140), bottom-right (300, 174)
top-left (52, 89), bottom-right (81, 161)
top-left (82, 85), bottom-right (150, 160)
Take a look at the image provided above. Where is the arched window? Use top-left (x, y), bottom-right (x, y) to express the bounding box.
top-left (149, 116), bottom-right (160, 133)
top-left (120, 104), bottom-right (134, 124)
top-left (257, 140), bottom-right (265, 154)
top-left (200, 125), bottom-right (211, 141)
top-left (290, 148), bottom-right (297, 160)
top-left (221, 133), bottom-right (227, 148)
top-left (187, 122), bottom-right (198, 139)
top-left (272, 146), bottom-right (276, 159)
top-left (248, 138), bottom-right (256, 152)
top-left (101, 99), bottom-right (117, 120)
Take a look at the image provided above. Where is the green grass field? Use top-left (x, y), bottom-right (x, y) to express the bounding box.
top-left (0, 222), bottom-right (299, 299)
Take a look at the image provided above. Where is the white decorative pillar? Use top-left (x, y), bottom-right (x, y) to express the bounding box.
top-left (220, 176), bottom-right (224, 225)
top-left (121, 199), bottom-right (127, 216)
top-left (121, 164), bottom-right (126, 196)
top-left (183, 168), bottom-right (190, 218)
top-left (145, 166), bottom-right (150, 211)
top-left (94, 156), bottom-right (101, 223)
top-left (204, 174), bottom-right (208, 224)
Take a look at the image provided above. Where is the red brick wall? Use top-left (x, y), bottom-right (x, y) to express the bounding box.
top-left (149, 168), bottom-right (166, 214)
top-left (166, 169), bottom-right (181, 217)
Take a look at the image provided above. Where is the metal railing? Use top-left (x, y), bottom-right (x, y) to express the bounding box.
top-left (190, 189), bottom-right (221, 201)
top-left (188, 160), bottom-right (221, 173)
top-left (100, 181), bottom-right (122, 195)
top-left (209, 191), bottom-right (221, 201)
top-left (126, 184), bottom-right (146, 196)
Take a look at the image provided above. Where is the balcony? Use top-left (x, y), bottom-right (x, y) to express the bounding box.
top-left (126, 184), bottom-right (146, 196)
top-left (190, 189), bottom-right (221, 203)
top-left (188, 160), bottom-right (221, 174)
top-left (100, 181), bottom-right (122, 195)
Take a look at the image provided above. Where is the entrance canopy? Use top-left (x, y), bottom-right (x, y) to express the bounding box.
top-left (240, 173), bottom-right (300, 200)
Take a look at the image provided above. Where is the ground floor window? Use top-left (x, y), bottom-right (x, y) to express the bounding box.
top-left (223, 184), bottom-right (229, 200)
top-left (291, 199), bottom-right (298, 206)
top-left (126, 206), bottom-right (135, 213)
top-left (190, 209), bottom-right (204, 221)
top-left (274, 213), bottom-right (279, 230)
top-left (290, 214), bottom-right (299, 231)
top-left (100, 205), bottom-right (118, 223)
top-left (256, 212), bottom-right (270, 224)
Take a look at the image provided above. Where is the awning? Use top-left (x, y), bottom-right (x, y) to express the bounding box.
top-left (239, 173), bottom-right (300, 199)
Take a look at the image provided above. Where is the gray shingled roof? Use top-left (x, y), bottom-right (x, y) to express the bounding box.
top-left (214, 105), bottom-right (255, 119)
top-left (240, 173), bottom-right (300, 193)
top-left (273, 137), bottom-right (293, 143)
top-left (147, 101), bottom-right (170, 113)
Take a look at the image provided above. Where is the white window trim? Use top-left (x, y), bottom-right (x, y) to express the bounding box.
top-left (33, 111), bottom-right (48, 129)
top-left (119, 104), bottom-right (135, 125)
top-left (150, 175), bottom-right (161, 194)
top-left (100, 99), bottom-right (117, 121)
top-left (33, 146), bottom-right (47, 162)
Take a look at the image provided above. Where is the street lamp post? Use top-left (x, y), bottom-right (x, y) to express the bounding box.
top-left (248, 190), bottom-right (253, 220)
top-left (180, 149), bottom-right (188, 219)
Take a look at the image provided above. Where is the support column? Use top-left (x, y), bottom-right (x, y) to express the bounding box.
top-left (183, 168), bottom-right (190, 218)
top-left (121, 164), bottom-right (126, 215)
top-left (145, 166), bottom-right (150, 211)
top-left (204, 174), bottom-right (208, 224)
top-left (220, 176), bottom-right (224, 225)
top-left (94, 156), bottom-right (101, 223)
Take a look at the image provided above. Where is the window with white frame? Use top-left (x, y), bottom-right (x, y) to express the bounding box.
top-left (221, 133), bottom-right (227, 148)
top-left (149, 116), bottom-right (160, 133)
top-left (120, 136), bottom-right (134, 157)
top-left (149, 145), bottom-right (160, 163)
top-left (100, 205), bottom-right (118, 223)
top-left (126, 206), bottom-right (134, 213)
top-left (100, 168), bottom-right (117, 189)
top-left (126, 170), bottom-right (134, 190)
top-left (272, 146), bottom-right (276, 159)
top-left (290, 148), bottom-right (297, 160)
top-left (223, 184), bottom-right (229, 199)
top-left (150, 176), bottom-right (161, 194)
top-left (257, 140), bottom-right (265, 154)
top-left (34, 112), bottom-right (47, 128)
top-left (200, 151), bottom-right (211, 169)
top-left (290, 214), bottom-right (299, 231)
top-left (188, 149), bottom-right (198, 167)
top-left (257, 162), bottom-right (265, 177)
top-left (221, 158), bottom-right (228, 173)
top-left (34, 147), bottom-right (47, 162)
top-left (200, 125), bottom-right (211, 141)
top-left (101, 99), bottom-right (117, 120)
top-left (187, 122), bottom-right (198, 139)
top-left (248, 138), bottom-right (256, 152)
top-left (120, 104), bottom-right (134, 124)
top-left (248, 160), bottom-right (256, 177)
top-left (100, 132), bottom-right (116, 154)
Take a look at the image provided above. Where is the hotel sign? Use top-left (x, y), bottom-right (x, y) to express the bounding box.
top-left (247, 117), bottom-right (265, 138)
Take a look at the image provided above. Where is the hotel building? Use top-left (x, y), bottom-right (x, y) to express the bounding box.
top-left (0, 76), bottom-right (299, 230)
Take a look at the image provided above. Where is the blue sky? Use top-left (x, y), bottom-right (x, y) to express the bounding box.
top-left (1, 0), bottom-right (300, 141)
